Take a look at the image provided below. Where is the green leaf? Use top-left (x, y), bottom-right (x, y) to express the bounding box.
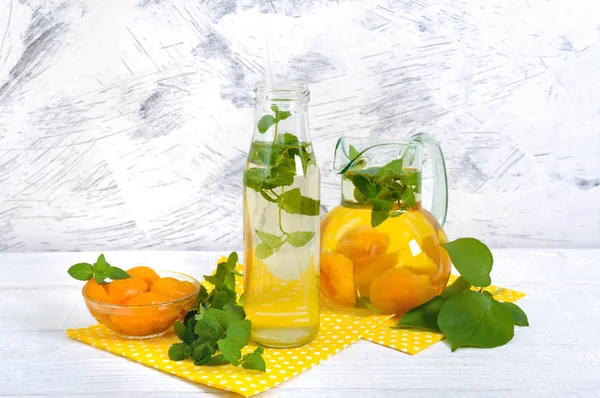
top-left (168, 343), bottom-right (189, 361)
top-left (242, 346), bottom-right (266, 372)
top-left (378, 159), bottom-right (403, 178)
top-left (276, 110), bottom-right (292, 121)
top-left (226, 320), bottom-right (251, 349)
top-left (204, 262), bottom-right (229, 287)
top-left (67, 263), bottom-right (93, 281)
top-left (203, 308), bottom-right (235, 334)
top-left (256, 230), bottom-right (285, 248)
top-left (206, 353), bottom-right (230, 366)
top-left (217, 337), bottom-right (241, 366)
top-left (501, 302), bottom-right (529, 326)
top-left (280, 188), bottom-right (320, 216)
top-left (107, 266), bottom-right (130, 280)
top-left (244, 168), bottom-right (269, 191)
top-left (94, 271), bottom-right (108, 284)
top-left (286, 231), bottom-right (315, 247)
top-left (282, 133), bottom-right (299, 145)
top-left (441, 276), bottom-right (472, 298)
top-left (370, 198), bottom-right (393, 227)
top-left (194, 318), bottom-right (225, 343)
top-left (442, 238), bottom-right (493, 287)
top-left (352, 175), bottom-right (378, 198)
top-left (437, 291), bottom-right (514, 351)
top-left (354, 188), bottom-right (367, 203)
top-left (264, 175), bottom-right (294, 188)
top-left (192, 343), bottom-right (212, 365)
top-left (400, 186), bottom-right (416, 207)
top-left (395, 296), bottom-right (445, 332)
top-left (257, 115), bottom-right (277, 134)
top-left (223, 273), bottom-right (235, 291)
top-left (93, 254), bottom-right (109, 274)
top-left (270, 105), bottom-right (279, 113)
top-left (174, 321), bottom-right (196, 345)
top-left (349, 145), bottom-right (360, 160)
top-left (211, 290), bottom-right (236, 310)
top-left (226, 252), bottom-right (238, 271)
top-left (355, 297), bottom-right (385, 313)
top-left (255, 242), bottom-right (274, 260)
top-left (223, 302), bottom-right (246, 321)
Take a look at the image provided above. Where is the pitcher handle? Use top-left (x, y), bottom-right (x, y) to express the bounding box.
top-left (409, 133), bottom-right (448, 226)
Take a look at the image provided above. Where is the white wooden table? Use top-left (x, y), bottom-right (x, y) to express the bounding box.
top-left (1, 250), bottom-right (598, 397)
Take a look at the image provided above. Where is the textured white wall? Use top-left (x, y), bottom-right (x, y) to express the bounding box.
top-left (0, 0), bottom-right (599, 251)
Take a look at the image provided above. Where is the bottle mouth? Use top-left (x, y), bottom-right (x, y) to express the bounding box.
top-left (255, 81), bottom-right (310, 102)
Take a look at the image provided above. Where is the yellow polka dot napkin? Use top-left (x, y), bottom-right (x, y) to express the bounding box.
top-left (362, 279), bottom-right (527, 354)
top-left (67, 260), bottom-right (389, 397)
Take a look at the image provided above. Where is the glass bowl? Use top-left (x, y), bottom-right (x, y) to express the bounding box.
top-left (82, 271), bottom-right (200, 339)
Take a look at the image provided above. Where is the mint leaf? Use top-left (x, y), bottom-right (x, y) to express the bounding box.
top-left (67, 263), bottom-right (93, 281)
top-left (93, 254), bottom-right (109, 274)
top-left (194, 318), bottom-right (225, 343)
top-left (223, 302), bottom-right (246, 321)
top-left (255, 242), bottom-right (274, 260)
top-left (370, 198), bottom-right (393, 227)
top-left (242, 346), bottom-right (266, 372)
top-left (438, 291), bottom-right (514, 351)
top-left (282, 133), bottom-right (299, 145)
top-left (226, 252), bottom-right (238, 271)
top-left (276, 110), bottom-right (292, 121)
top-left (94, 271), bottom-right (108, 284)
top-left (192, 343), bottom-right (212, 365)
top-left (226, 320), bottom-right (251, 349)
top-left (395, 296), bottom-right (446, 332)
top-left (206, 353), bottom-right (230, 366)
top-left (256, 230), bottom-right (285, 248)
top-left (203, 308), bottom-right (235, 334)
top-left (442, 238), bottom-right (493, 287)
top-left (211, 290), bottom-right (236, 310)
top-left (501, 302), bottom-right (529, 326)
top-left (378, 159), bottom-right (403, 179)
top-left (257, 115), bottom-right (277, 134)
top-left (400, 186), bottom-right (416, 207)
top-left (107, 266), bottom-right (130, 280)
top-left (286, 231), bottom-right (315, 247)
top-left (300, 196), bottom-right (320, 216)
top-left (174, 321), bottom-right (197, 345)
top-left (349, 145), bottom-right (360, 159)
top-left (280, 188), bottom-right (319, 216)
top-left (204, 262), bottom-right (230, 288)
top-left (352, 175), bottom-right (377, 198)
top-left (244, 168), bottom-right (269, 192)
top-left (441, 276), bottom-right (471, 298)
top-left (168, 343), bottom-right (189, 361)
top-left (217, 337), bottom-right (241, 366)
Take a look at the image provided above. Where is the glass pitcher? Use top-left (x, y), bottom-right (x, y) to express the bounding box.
top-left (320, 133), bottom-right (451, 315)
top-left (243, 82), bottom-right (320, 348)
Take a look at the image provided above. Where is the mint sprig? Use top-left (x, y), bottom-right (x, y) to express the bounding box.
top-left (244, 106), bottom-right (319, 260)
top-left (345, 157), bottom-right (421, 227)
top-left (394, 238), bottom-right (529, 351)
top-left (67, 254), bottom-right (130, 284)
top-left (168, 252), bottom-right (266, 372)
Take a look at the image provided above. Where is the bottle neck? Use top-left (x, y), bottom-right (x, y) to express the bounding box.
top-left (253, 82), bottom-right (311, 143)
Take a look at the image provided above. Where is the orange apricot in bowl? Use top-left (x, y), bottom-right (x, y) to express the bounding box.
top-left (82, 270), bottom-right (200, 339)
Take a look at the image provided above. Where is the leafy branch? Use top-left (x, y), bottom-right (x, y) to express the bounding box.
top-left (394, 238), bottom-right (529, 351)
top-left (67, 254), bottom-right (130, 284)
top-left (346, 153), bottom-right (421, 227)
top-left (168, 252), bottom-right (266, 372)
top-left (244, 106), bottom-right (319, 260)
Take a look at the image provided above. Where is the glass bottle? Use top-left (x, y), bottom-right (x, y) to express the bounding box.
top-left (243, 82), bottom-right (320, 348)
top-left (320, 134), bottom-right (451, 315)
